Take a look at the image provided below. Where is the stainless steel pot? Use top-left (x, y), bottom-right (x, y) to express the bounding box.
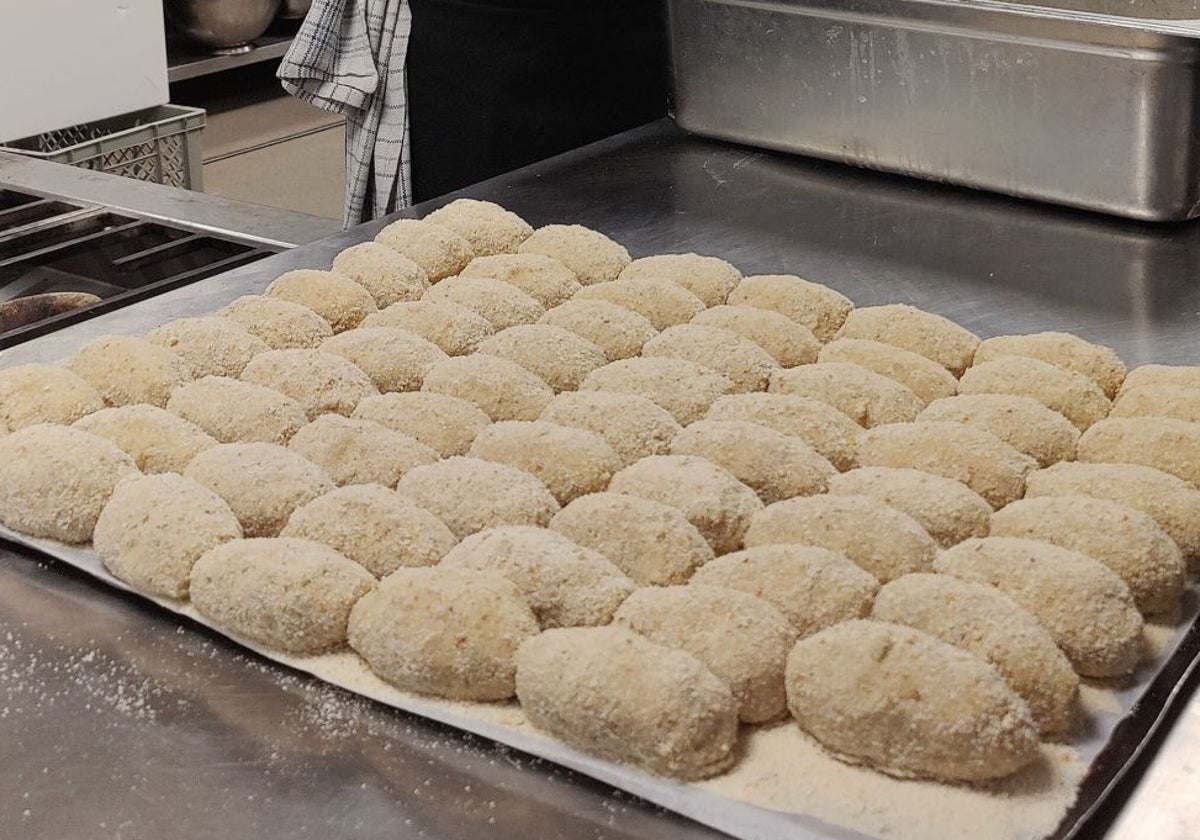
top-left (277, 0), bottom-right (312, 20)
top-left (166, 0), bottom-right (282, 55)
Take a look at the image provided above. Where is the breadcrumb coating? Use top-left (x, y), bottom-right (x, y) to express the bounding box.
top-left (350, 567), bottom-right (538, 700)
top-left (265, 269), bottom-right (377, 333)
top-left (518, 224), bottom-right (631, 286)
top-left (515, 627), bottom-right (739, 780)
top-left (745, 494), bottom-right (937, 582)
top-left (835, 304), bottom-right (980, 377)
top-left (785, 620), bottom-right (1040, 781)
top-left (935, 537), bottom-right (1144, 678)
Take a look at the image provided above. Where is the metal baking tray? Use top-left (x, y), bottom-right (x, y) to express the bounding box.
top-left (5, 123), bottom-right (1200, 838)
top-left (666, 0), bottom-right (1200, 219)
top-left (2, 237), bottom-right (1200, 840)
top-left (3, 511), bottom-right (1200, 840)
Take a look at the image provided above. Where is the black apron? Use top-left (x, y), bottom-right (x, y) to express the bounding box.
top-left (406, 0), bottom-right (668, 203)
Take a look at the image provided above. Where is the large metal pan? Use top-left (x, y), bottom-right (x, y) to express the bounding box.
top-left (667, 0), bottom-right (1200, 219)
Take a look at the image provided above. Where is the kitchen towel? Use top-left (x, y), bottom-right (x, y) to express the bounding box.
top-left (278, 0), bottom-right (411, 227)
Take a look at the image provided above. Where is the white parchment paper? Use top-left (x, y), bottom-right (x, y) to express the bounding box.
top-left (4, 526), bottom-right (1197, 840)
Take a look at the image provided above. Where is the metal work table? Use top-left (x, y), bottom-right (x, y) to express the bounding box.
top-left (2, 121), bottom-right (1199, 839)
top-left (0, 151), bottom-right (341, 249)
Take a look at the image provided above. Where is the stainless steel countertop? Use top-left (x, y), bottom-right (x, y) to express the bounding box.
top-left (2, 121), bottom-right (1199, 839)
top-left (0, 150), bottom-right (341, 249)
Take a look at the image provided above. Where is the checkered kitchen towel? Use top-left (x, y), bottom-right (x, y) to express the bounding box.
top-left (278, 0), bottom-right (411, 227)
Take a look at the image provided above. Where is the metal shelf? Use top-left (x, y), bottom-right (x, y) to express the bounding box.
top-left (167, 32), bottom-right (294, 84)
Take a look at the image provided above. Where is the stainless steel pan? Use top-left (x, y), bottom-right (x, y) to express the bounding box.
top-left (667, 0), bottom-right (1200, 219)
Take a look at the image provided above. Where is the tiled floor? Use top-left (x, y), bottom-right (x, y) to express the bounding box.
top-left (172, 62), bottom-right (346, 222)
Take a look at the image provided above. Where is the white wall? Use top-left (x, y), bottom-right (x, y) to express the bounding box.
top-left (0, 1), bottom-right (169, 141)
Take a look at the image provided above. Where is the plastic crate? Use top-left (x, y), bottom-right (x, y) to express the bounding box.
top-left (0, 105), bottom-right (206, 190)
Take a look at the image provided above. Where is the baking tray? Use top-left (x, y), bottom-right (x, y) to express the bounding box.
top-left (2, 525), bottom-right (1199, 840)
top-left (4, 124), bottom-right (1200, 835)
top-left (666, 0), bottom-right (1200, 220)
top-left (2, 279), bottom-right (1199, 840)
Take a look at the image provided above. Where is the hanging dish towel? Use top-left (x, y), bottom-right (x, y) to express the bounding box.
top-left (277, 0), bottom-right (411, 227)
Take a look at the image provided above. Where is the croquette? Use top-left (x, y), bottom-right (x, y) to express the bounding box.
top-left (438, 526), bottom-right (635, 629)
top-left (94, 473), bottom-right (241, 599)
top-left (579, 357), bottom-right (733, 425)
top-left (331, 241), bottom-right (430, 306)
top-left (351, 391), bottom-right (491, 457)
top-left (1077, 416), bottom-right (1200, 487)
top-left (1111, 384), bottom-right (1200, 423)
top-left (538, 298), bottom-right (657, 361)
top-left (642, 323), bottom-right (779, 393)
top-left (468, 420), bottom-right (622, 505)
top-left (614, 585), bottom-right (796, 723)
top-left (785, 620), bottom-right (1040, 781)
top-left (0, 363), bottom-right (104, 429)
top-left (670, 419), bottom-right (835, 504)
top-left (147, 316), bottom-right (269, 378)
top-left (973, 331), bottom-right (1126, 399)
top-left (608, 454), bottom-right (763, 555)
top-left (744, 494), bottom-right (937, 582)
top-left (539, 391), bottom-right (681, 466)
top-left (872, 574), bottom-right (1079, 736)
top-left (690, 544), bottom-right (878, 637)
top-left (573, 278), bottom-right (706, 330)
top-left (827, 466), bottom-right (991, 548)
top-left (73, 404), bottom-right (216, 474)
top-left (191, 537), bottom-right (375, 654)
top-left (394, 456), bottom-right (559, 539)
top-left (1024, 461), bottom-right (1200, 568)
top-left (517, 224), bottom-right (631, 286)
top-left (166, 376), bottom-right (308, 445)
top-left (618, 252), bottom-right (741, 307)
top-left (280, 484), bottom-right (455, 577)
top-left (264, 269), bottom-right (377, 333)
top-left (917, 393), bottom-right (1079, 468)
top-left (349, 567), bottom-right (539, 700)
top-left (421, 354), bottom-right (554, 422)
top-left (183, 442), bottom-right (334, 537)
top-left (240, 349), bottom-right (379, 420)
top-left (0, 424), bottom-right (138, 543)
top-left (423, 198), bottom-right (533, 256)
top-left (703, 392), bottom-right (860, 472)
top-left (287, 414), bottom-right (438, 487)
top-left (957, 356), bottom-right (1111, 432)
top-left (422, 275), bottom-right (545, 331)
top-left (515, 627), bottom-right (739, 779)
top-left (320, 326), bottom-right (448, 393)
top-left (935, 537), bottom-right (1144, 678)
top-left (768, 362), bottom-right (923, 428)
top-left (550, 491), bottom-right (714, 585)
top-left (359, 299), bottom-right (494, 356)
top-left (476, 324), bottom-right (607, 392)
top-left (219, 295), bottom-right (334, 350)
top-left (991, 495), bottom-right (1185, 615)
top-left (834, 304), bottom-right (980, 377)
top-left (460, 253), bottom-right (581, 308)
top-left (691, 304), bottom-right (820, 368)
top-left (69, 334), bottom-right (193, 408)
top-left (726, 274), bottom-right (853, 343)
top-left (855, 421), bottom-right (1037, 509)
top-left (818, 338), bottom-right (958, 404)
top-left (374, 217), bottom-right (474, 281)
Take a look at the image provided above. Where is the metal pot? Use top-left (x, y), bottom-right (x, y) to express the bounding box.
top-left (277, 0), bottom-right (312, 19)
top-left (165, 0), bottom-right (282, 55)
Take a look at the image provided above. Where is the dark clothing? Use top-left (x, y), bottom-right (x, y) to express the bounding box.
top-left (406, 0), bottom-right (669, 203)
